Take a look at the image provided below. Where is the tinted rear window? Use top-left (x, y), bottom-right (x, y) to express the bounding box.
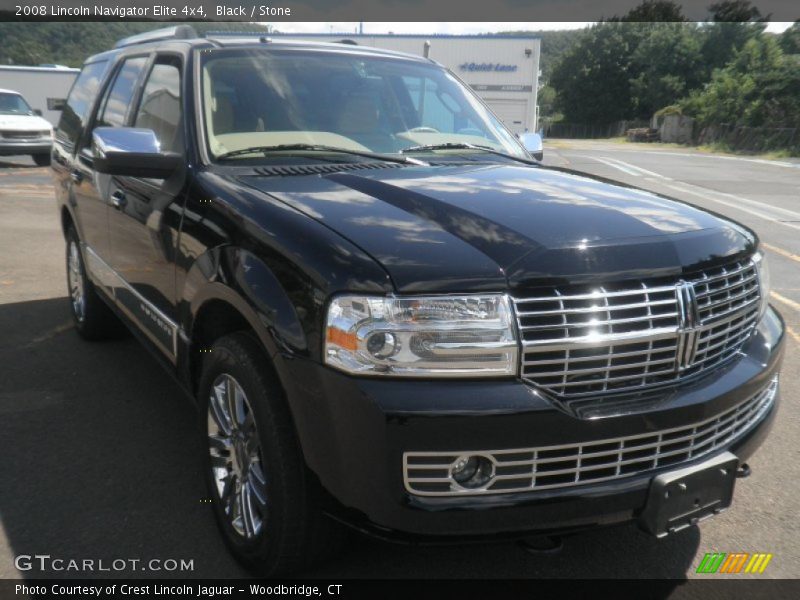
top-left (56, 60), bottom-right (110, 149)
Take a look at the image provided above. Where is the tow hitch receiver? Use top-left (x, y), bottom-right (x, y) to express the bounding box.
top-left (640, 452), bottom-right (739, 538)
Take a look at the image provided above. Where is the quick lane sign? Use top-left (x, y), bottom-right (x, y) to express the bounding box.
top-left (459, 63), bottom-right (518, 72)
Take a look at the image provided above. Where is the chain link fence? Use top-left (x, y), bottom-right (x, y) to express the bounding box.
top-left (543, 120), bottom-right (649, 139)
top-left (545, 119), bottom-right (799, 155)
top-left (696, 124), bottom-right (799, 154)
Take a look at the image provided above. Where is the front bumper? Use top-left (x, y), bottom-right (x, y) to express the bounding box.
top-left (280, 307), bottom-right (785, 541)
top-left (0, 137), bottom-right (52, 155)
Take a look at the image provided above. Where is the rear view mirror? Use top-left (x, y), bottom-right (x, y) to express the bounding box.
top-left (32, 109), bottom-right (43, 116)
top-left (92, 127), bottom-right (181, 178)
top-left (519, 132), bottom-right (543, 161)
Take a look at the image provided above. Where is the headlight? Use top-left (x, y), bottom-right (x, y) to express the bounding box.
top-left (324, 294), bottom-right (518, 377)
top-left (753, 250), bottom-right (771, 319)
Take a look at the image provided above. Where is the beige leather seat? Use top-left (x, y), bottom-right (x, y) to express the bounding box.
top-left (334, 91), bottom-right (394, 151)
top-left (211, 93), bottom-right (235, 135)
top-left (336, 92), bottom-right (380, 135)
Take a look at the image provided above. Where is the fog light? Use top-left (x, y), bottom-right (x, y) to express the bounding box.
top-left (450, 455), bottom-right (493, 489)
top-left (366, 332), bottom-right (397, 359)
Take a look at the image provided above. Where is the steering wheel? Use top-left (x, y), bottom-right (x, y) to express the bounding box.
top-left (408, 126), bottom-right (440, 133)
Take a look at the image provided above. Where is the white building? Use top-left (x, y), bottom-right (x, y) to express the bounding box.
top-left (0, 65), bottom-right (80, 125)
top-left (267, 34), bottom-right (542, 134)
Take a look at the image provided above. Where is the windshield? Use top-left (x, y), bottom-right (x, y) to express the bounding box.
top-left (0, 92), bottom-right (34, 116)
top-left (199, 48), bottom-right (526, 161)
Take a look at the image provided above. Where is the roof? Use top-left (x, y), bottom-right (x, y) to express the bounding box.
top-left (0, 65), bottom-right (80, 73)
top-left (86, 35), bottom-right (434, 65)
top-left (211, 32), bottom-right (542, 40)
top-left (204, 37), bottom-right (431, 62)
top-left (0, 88), bottom-right (22, 94)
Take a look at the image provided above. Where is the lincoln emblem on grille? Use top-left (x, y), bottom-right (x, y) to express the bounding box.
top-left (676, 281), bottom-right (701, 371)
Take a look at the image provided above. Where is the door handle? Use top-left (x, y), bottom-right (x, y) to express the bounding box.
top-left (70, 170), bottom-right (83, 184)
top-left (111, 191), bottom-right (127, 210)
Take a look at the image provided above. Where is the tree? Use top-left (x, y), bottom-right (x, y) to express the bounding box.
top-left (537, 85), bottom-right (558, 120)
top-left (682, 35), bottom-right (800, 128)
top-left (707, 0), bottom-right (763, 21)
top-left (550, 24), bottom-right (640, 123)
top-left (629, 23), bottom-right (704, 116)
top-left (700, 0), bottom-right (767, 73)
top-left (620, 0), bottom-right (686, 22)
top-left (779, 21), bottom-right (800, 55)
top-left (0, 22), bottom-right (270, 67)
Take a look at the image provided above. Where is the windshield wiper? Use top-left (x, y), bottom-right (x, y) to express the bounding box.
top-left (216, 143), bottom-right (428, 165)
top-left (400, 142), bottom-right (539, 166)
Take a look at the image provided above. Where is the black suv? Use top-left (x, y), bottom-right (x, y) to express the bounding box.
top-left (52, 27), bottom-right (784, 574)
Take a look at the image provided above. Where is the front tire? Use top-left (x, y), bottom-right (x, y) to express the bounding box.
top-left (199, 332), bottom-right (337, 575)
top-left (65, 227), bottom-right (125, 340)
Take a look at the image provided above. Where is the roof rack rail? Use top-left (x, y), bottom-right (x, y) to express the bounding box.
top-left (114, 25), bottom-right (197, 49)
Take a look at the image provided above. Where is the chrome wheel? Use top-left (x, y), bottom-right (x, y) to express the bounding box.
top-left (67, 241), bottom-right (85, 322)
top-left (207, 373), bottom-right (267, 539)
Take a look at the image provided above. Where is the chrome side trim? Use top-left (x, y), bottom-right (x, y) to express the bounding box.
top-left (83, 244), bottom-right (178, 361)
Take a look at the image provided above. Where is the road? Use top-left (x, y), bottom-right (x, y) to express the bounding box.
top-left (0, 143), bottom-right (797, 582)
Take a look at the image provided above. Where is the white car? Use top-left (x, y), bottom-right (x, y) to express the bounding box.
top-left (0, 88), bottom-right (54, 166)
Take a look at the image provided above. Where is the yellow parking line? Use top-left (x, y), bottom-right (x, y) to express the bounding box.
top-left (763, 243), bottom-right (800, 264)
top-left (771, 291), bottom-right (800, 313)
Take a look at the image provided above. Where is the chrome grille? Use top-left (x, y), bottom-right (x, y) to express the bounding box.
top-left (1, 130), bottom-right (48, 140)
top-left (513, 258), bottom-right (760, 397)
top-left (403, 377), bottom-right (777, 497)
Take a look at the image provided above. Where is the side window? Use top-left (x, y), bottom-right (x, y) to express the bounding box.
top-left (134, 58), bottom-right (183, 154)
top-left (56, 60), bottom-right (110, 149)
top-left (95, 56), bottom-right (148, 130)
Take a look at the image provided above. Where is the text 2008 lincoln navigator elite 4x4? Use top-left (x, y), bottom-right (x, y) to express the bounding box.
top-left (52, 27), bottom-right (784, 574)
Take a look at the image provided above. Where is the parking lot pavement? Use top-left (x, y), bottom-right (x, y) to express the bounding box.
top-left (0, 149), bottom-right (797, 582)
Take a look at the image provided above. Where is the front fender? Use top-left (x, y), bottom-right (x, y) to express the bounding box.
top-left (178, 245), bottom-right (307, 383)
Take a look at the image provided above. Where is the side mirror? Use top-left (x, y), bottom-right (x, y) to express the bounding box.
top-left (519, 132), bottom-right (543, 161)
top-left (33, 109), bottom-right (43, 116)
top-left (92, 127), bottom-right (180, 178)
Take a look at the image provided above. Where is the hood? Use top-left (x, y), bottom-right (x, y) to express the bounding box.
top-left (238, 164), bottom-right (754, 292)
top-left (0, 114), bottom-right (52, 131)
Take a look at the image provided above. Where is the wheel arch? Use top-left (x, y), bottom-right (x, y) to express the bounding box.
top-left (179, 246), bottom-right (310, 396)
top-left (60, 204), bottom-right (77, 239)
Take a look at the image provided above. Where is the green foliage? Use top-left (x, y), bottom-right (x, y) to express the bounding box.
top-left (537, 85), bottom-right (558, 120)
top-left (0, 22), bottom-right (269, 67)
top-left (550, 23), bottom-right (640, 124)
top-left (779, 21), bottom-right (800, 55)
top-left (682, 36), bottom-right (800, 128)
top-left (548, 0), bottom-right (787, 126)
top-left (629, 23), bottom-right (704, 117)
top-left (700, 0), bottom-right (767, 72)
top-left (619, 0), bottom-right (687, 22)
top-left (654, 104), bottom-right (682, 116)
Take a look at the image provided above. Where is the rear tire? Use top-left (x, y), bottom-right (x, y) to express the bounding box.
top-left (65, 226), bottom-right (126, 340)
top-left (33, 153), bottom-right (51, 167)
top-left (199, 332), bottom-right (341, 575)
